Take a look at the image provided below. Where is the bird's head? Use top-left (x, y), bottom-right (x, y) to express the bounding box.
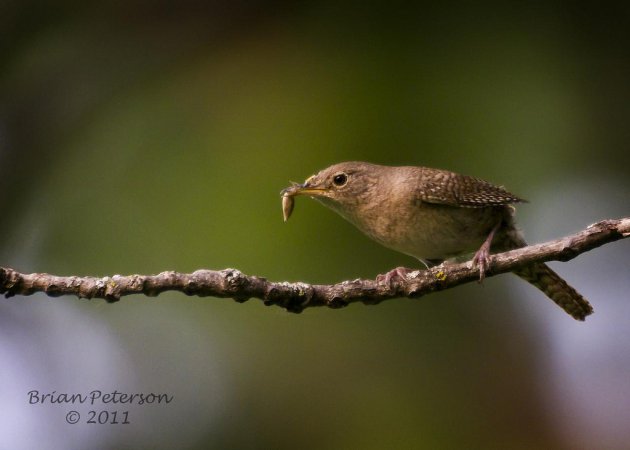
top-left (281, 161), bottom-right (382, 221)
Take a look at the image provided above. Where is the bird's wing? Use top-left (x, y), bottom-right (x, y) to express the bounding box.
top-left (417, 169), bottom-right (525, 207)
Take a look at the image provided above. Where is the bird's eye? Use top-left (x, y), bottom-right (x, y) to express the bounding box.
top-left (332, 172), bottom-right (348, 187)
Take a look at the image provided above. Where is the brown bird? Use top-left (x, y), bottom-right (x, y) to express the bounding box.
top-left (281, 161), bottom-right (593, 321)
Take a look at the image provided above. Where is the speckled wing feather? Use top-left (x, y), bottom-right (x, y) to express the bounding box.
top-left (418, 168), bottom-right (525, 207)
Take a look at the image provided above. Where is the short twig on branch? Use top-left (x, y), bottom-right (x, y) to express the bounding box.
top-left (1, 218), bottom-right (628, 313)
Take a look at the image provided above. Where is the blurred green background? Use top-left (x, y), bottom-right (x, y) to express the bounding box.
top-left (1, 1), bottom-right (629, 449)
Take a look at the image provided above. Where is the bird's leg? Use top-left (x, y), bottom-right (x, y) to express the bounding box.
top-left (472, 221), bottom-right (501, 282)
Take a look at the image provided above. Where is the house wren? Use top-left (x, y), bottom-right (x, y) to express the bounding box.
top-left (281, 161), bottom-right (593, 321)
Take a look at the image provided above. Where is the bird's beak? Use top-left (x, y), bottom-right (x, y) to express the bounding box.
top-left (280, 180), bottom-right (327, 197)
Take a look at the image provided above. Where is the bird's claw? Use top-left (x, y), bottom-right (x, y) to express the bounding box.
top-left (376, 267), bottom-right (414, 287)
top-left (471, 221), bottom-right (501, 283)
top-left (472, 247), bottom-right (490, 283)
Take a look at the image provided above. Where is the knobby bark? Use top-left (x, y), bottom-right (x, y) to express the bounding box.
top-left (0, 218), bottom-right (628, 313)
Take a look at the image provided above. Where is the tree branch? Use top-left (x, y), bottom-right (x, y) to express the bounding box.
top-left (1, 218), bottom-right (628, 313)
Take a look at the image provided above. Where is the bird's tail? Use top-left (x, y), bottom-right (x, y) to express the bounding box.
top-left (495, 211), bottom-right (593, 321)
top-left (513, 263), bottom-right (594, 321)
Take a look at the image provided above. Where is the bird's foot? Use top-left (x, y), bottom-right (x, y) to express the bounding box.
top-left (472, 246), bottom-right (491, 282)
top-left (472, 221), bottom-right (502, 283)
top-left (376, 267), bottom-right (416, 287)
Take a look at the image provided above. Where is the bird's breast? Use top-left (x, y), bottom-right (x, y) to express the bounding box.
top-left (348, 200), bottom-right (503, 261)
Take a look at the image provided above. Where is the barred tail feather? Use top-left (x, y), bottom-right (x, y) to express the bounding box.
top-left (513, 263), bottom-right (594, 321)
